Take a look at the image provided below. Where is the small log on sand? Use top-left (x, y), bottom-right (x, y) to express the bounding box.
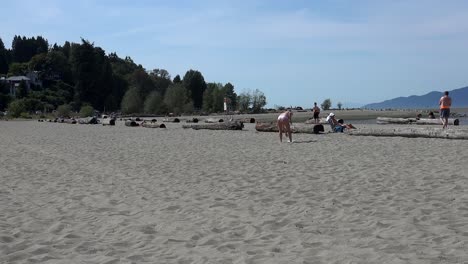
top-left (205, 118), bottom-right (224, 123)
top-left (347, 127), bottom-right (468, 140)
top-left (125, 120), bottom-right (139, 127)
top-left (101, 118), bottom-right (116, 126)
top-left (255, 122), bottom-right (324, 134)
top-left (236, 117), bottom-right (256, 123)
top-left (182, 121), bottom-right (243, 130)
top-left (377, 117), bottom-right (459, 126)
top-left (141, 122), bottom-right (166, 128)
top-left (185, 118), bottom-right (199, 123)
top-left (163, 118), bottom-right (180, 123)
top-left (64, 118), bottom-right (77, 124)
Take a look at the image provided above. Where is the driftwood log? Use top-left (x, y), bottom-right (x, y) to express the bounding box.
top-left (163, 118), bottom-right (180, 123)
top-left (101, 118), bottom-right (116, 126)
top-left (182, 121), bottom-right (243, 130)
top-left (255, 122), bottom-right (324, 134)
top-left (236, 117), bottom-right (256, 123)
top-left (125, 120), bottom-right (139, 127)
top-left (141, 122), bottom-right (166, 128)
top-left (64, 119), bottom-right (77, 124)
top-left (204, 118), bottom-right (224, 123)
top-left (347, 127), bottom-right (468, 140)
top-left (78, 117), bottom-right (98, 124)
top-left (185, 118), bottom-right (199, 123)
top-left (377, 117), bottom-right (459, 126)
top-left (304, 118), bottom-right (329, 125)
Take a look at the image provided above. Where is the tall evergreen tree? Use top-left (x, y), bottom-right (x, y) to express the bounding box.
top-left (182, 70), bottom-right (206, 110)
top-left (0, 38), bottom-right (8, 74)
top-left (70, 39), bottom-right (113, 110)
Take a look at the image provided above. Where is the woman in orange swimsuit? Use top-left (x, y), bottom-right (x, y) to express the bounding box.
top-left (277, 110), bottom-right (293, 142)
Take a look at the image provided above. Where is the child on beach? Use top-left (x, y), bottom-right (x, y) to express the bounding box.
top-left (277, 110), bottom-right (293, 142)
top-left (312, 102), bottom-right (321, 124)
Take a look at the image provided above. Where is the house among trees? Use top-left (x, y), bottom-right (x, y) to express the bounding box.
top-left (2, 72), bottom-right (42, 97)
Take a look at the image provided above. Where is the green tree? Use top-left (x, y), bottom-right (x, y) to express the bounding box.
top-left (0, 38), bottom-right (8, 74)
top-left (321, 99), bottom-right (331, 110)
top-left (79, 104), bottom-right (94, 117)
top-left (144, 91), bottom-right (165, 114)
top-left (7, 99), bottom-right (26, 117)
top-left (211, 83), bottom-right (225, 112)
top-left (202, 83), bottom-right (215, 112)
top-left (183, 70), bottom-right (206, 110)
top-left (70, 39), bottom-right (113, 110)
top-left (173, 75), bottom-right (181, 83)
top-left (164, 83), bottom-right (189, 114)
top-left (30, 50), bottom-right (72, 84)
top-left (149, 68), bottom-right (172, 96)
top-left (57, 104), bottom-right (72, 117)
top-left (251, 89), bottom-right (267, 113)
top-left (224, 83), bottom-right (237, 111)
top-left (237, 91), bottom-right (251, 112)
top-left (11, 35), bottom-right (48, 63)
top-left (337, 102), bottom-right (342, 110)
top-left (16, 81), bottom-right (28, 99)
top-left (7, 62), bottom-right (29, 76)
top-left (131, 68), bottom-right (155, 98)
top-left (121, 87), bottom-right (143, 114)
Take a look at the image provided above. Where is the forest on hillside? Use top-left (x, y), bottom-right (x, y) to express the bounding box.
top-left (0, 36), bottom-right (267, 117)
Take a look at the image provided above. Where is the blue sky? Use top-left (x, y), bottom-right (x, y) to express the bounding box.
top-left (2, 0), bottom-right (468, 108)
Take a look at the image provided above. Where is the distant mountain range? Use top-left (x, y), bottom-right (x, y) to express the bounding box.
top-left (363, 86), bottom-right (468, 109)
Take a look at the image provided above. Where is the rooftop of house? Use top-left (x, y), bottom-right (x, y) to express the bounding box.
top-left (6, 76), bottom-right (31, 82)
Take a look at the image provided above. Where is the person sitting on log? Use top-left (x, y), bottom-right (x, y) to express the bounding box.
top-left (428, 111), bottom-right (435, 119)
top-left (277, 109), bottom-right (293, 142)
top-left (326, 113), bottom-right (355, 132)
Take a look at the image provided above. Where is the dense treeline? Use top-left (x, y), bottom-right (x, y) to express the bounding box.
top-left (0, 35), bottom-right (267, 117)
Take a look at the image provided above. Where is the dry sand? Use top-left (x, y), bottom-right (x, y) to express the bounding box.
top-left (0, 120), bottom-right (467, 264)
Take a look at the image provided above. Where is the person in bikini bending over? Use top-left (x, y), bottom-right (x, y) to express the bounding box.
top-left (277, 110), bottom-right (293, 142)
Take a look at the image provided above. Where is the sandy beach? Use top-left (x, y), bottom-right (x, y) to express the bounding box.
top-left (1, 119), bottom-right (467, 263)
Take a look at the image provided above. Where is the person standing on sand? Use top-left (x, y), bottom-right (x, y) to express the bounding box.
top-left (277, 110), bottom-right (293, 143)
top-left (439, 91), bottom-right (452, 129)
top-left (312, 102), bottom-right (321, 124)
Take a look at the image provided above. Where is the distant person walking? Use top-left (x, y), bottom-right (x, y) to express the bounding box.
top-left (439, 91), bottom-right (452, 129)
top-left (277, 110), bottom-right (293, 143)
top-left (312, 102), bottom-right (321, 124)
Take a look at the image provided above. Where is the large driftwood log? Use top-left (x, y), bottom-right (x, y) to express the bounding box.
top-left (255, 122), bottom-right (324, 134)
top-left (347, 127), bottom-right (468, 140)
top-left (304, 118), bottom-right (328, 124)
top-left (377, 117), bottom-right (459, 126)
top-left (416, 118), bottom-right (459, 126)
top-left (141, 122), bottom-right (166, 128)
top-left (125, 120), bottom-right (139, 127)
top-left (205, 118), bottom-right (224, 123)
top-left (182, 121), bottom-right (243, 130)
top-left (163, 118), bottom-right (180, 123)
